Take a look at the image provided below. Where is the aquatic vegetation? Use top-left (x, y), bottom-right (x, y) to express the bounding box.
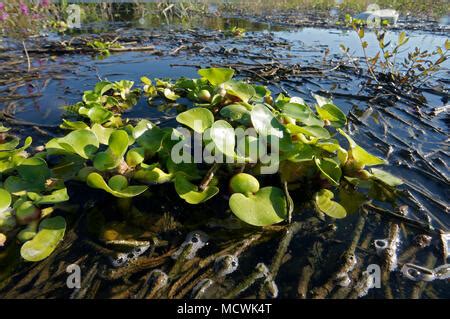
top-left (0, 67), bottom-right (402, 263)
top-left (341, 24), bottom-right (450, 88)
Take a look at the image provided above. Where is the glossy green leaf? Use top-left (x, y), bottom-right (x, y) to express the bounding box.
top-left (47, 129), bottom-right (99, 159)
top-left (198, 68), bottom-right (234, 85)
top-left (28, 188), bottom-right (69, 205)
top-left (79, 106), bottom-right (113, 124)
top-left (229, 173), bottom-right (260, 194)
top-left (220, 104), bottom-right (251, 125)
top-left (314, 157), bottom-right (341, 186)
top-left (174, 175), bottom-right (219, 204)
top-left (93, 130), bottom-right (129, 171)
top-left (20, 216), bottom-right (66, 262)
top-left (0, 135), bottom-right (20, 151)
top-left (370, 168), bottom-right (403, 186)
top-left (133, 165), bottom-right (173, 184)
top-left (229, 186), bottom-right (287, 226)
top-left (315, 103), bottom-right (347, 128)
top-left (163, 88), bottom-right (180, 101)
top-left (338, 129), bottom-right (386, 167)
top-left (223, 80), bottom-right (255, 103)
top-left (136, 126), bottom-right (168, 154)
top-left (279, 103), bottom-right (324, 127)
top-left (86, 173), bottom-right (148, 198)
top-left (314, 189), bottom-right (347, 219)
top-left (90, 124), bottom-right (114, 145)
top-left (60, 120), bottom-right (89, 130)
top-left (0, 188), bottom-right (11, 213)
top-left (210, 120), bottom-right (236, 158)
top-left (286, 124), bottom-right (330, 139)
top-left (126, 147), bottom-right (145, 167)
top-left (176, 108), bottom-right (214, 133)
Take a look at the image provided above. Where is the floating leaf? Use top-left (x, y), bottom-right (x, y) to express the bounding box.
top-left (338, 129), bottom-right (386, 167)
top-left (174, 175), bottom-right (219, 204)
top-left (86, 173), bottom-right (148, 198)
top-left (20, 216), bottom-right (66, 262)
top-left (90, 124), bottom-right (114, 145)
top-left (210, 120), bottom-right (237, 158)
top-left (339, 187), bottom-right (367, 214)
top-left (93, 130), bottom-right (129, 171)
top-left (198, 68), bottom-right (234, 85)
top-left (79, 106), bottom-right (113, 124)
top-left (60, 120), bottom-right (89, 130)
top-left (0, 135), bottom-right (20, 151)
top-left (133, 165), bottom-right (173, 184)
top-left (176, 108), bottom-right (214, 133)
top-left (370, 168), bottom-right (403, 186)
top-left (220, 104), bottom-right (251, 125)
top-left (15, 200), bottom-right (41, 225)
top-left (314, 189), bottom-right (347, 219)
top-left (229, 186), bottom-right (287, 226)
top-left (223, 80), bottom-right (255, 103)
top-left (163, 88), bottom-right (180, 101)
top-left (279, 103), bottom-right (324, 127)
top-left (251, 104), bottom-right (291, 150)
top-left (126, 147), bottom-right (146, 167)
top-left (314, 157), bottom-right (342, 186)
top-left (47, 129), bottom-right (99, 159)
top-left (286, 124), bottom-right (330, 139)
top-left (136, 126), bottom-right (169, 154)
top-left (28, 188), bottom-right (69, 205)
top-left (315, 103), bottom-right (347, 128)
top-left (0, 188), bottom-right (11, 214)
top-left (229, 173), bottom-right (260, 194)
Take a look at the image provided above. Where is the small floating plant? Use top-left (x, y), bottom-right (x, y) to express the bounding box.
top-left (0, 68), bottom-right (402, 263)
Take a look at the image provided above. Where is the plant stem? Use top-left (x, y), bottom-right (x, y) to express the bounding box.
top-left (22, 40), bottom-right (31, 72)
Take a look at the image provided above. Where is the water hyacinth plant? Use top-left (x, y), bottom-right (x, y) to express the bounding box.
top-left (0, 68), bottom-right (402, 262)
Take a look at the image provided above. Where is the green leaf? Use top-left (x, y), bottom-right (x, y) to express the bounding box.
top-left (60, 119), bottom-right (89, 130)
top-left (339, 187), bottom-right (366, 214)
top-left (20, 216), bottom-right (66, 262)
top-left (314, 189), bottom-right (347, 219)
top-left (220, 104), bottom-right (251, 125)
top-left (251, 104), bottom-right (291, 150)
top-left (133, 165), bottom-right (173, 184)
top-left (286, 124), bottom-right (330, 139)
top-left (229, 173), bottom-right (260, 194)
top-left (0, 188), bottom-right (11, 213)
top-left (174, 175), bottom-right (219, 204)
top-left (126, 147), bottom-right (145, 167)
top-left (314, 157), bottom-right (342, 186)
top-left (47, 129), bottom-right (99, 159)
top-left (370, 168), bottom-right (403, 186)
top-left (93, 130), bottom-right (129, 171)
top-left (90, 124), bottom-right (114, 145)
top-left (338, 129), bottom-right (386, 167)
top-left (229, 186), bottom-right (287, 226)
top-left (315, 103), bottom-right (347, 128)
top-left (28, 188), bottom-right (69, 205)
top-left (176, 108), bottom-right (214, 133)
top-left (223, 80), bottom-right (256, 103)
top-left (136, 126), bottom-right (168, 154)
top-left (0, 135), bottom-right (20, 151)
top-left (163, 88), bottom-right (180, 101)
top-left (86, 173), bottom-right (148, 198)
top-left (79, 106), bottom-right (113, 124)
top-left (198, 68), bottom-right (234, 85)
top-left (210, 120), bottom-right (236, 158)
top-left (279, 103), bottom-right (324, 127)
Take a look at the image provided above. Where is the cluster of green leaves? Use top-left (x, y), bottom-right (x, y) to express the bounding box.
top-left (0, 126), bottom-right (68, 262)
top-left (0, 68), bottom-right (402, 263)
top-left (224, 26), bottom-right (246, 37)
top-left (86, 40), bottom-right (123, 59)
top-left (341, 23), bottom-right (450, 87)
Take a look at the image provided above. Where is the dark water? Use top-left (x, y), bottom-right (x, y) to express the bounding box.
top-left (0, 14), bottom-right (449, 298)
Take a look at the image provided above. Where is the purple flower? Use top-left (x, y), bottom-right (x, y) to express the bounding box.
top-left (40, 0), bottom-right (50, 7)
top-left (0, 12), bottom-right (8, 22)
top-left (19, 2), bottom-right (29, 16)
top-left (0, 3), bottom-right (4, 11)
